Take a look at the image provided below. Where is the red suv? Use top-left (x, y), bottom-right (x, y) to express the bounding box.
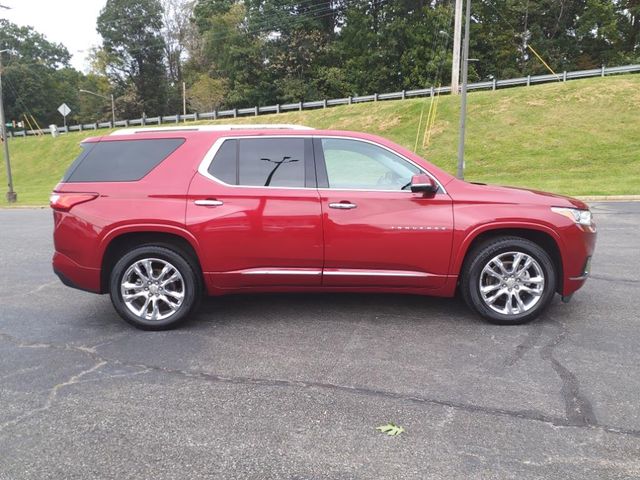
top-left (51, 125), bottom-right (596, 330)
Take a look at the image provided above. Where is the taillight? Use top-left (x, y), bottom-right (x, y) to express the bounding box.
top-left (49, 192), bottom-right (99, 211)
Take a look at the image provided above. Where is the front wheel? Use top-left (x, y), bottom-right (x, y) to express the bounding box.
top-left (109, 245), bottom-right (199, 330)
top-left (461, 237), bottom-right (557, 325)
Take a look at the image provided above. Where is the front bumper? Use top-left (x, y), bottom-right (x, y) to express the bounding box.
top-left (561, 225), bottom-right (597, 296)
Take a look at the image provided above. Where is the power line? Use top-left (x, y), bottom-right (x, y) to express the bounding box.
top-left (118, 4), bottom-right (376, 55)
top-left (3, 73), bottom-right (42, 130)
top-left (99, 0), bottom-right (381, 51)
top-left (97, 0), bottom-right (340, 32)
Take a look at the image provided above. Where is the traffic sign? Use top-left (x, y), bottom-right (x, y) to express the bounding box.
top-left (58, 103), bottom-right (71, 117)
top-left (57, 103), bottom-right (71, 128)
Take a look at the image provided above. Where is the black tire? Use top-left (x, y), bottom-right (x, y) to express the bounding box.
top-left (109, 245), bottom-right (200, 330)
top-left (461, 236), bottom-right (556, 325)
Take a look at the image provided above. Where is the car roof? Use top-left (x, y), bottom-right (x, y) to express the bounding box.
top-left (83, 127), bottom-right (397, 146)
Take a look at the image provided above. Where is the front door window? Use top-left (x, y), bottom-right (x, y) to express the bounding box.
top-left (321, 138), bottom-right (421, 191)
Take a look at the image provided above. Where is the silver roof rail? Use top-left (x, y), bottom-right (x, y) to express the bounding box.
top-left (110, 124), bottom-right (313, 136)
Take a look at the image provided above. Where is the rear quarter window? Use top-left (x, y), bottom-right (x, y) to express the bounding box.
top-left (63, 138), bottom-right (185, 182)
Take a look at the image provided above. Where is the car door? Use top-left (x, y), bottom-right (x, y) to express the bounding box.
top-left (186, 135), bottom-right (323, 289)
top-left (315, 137), bottom-right (453, 289)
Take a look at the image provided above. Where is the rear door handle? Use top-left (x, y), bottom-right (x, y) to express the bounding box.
top-left (329, 202), bottom-right (357, 210)
top-left (194, 199), bottom-right (224, 207)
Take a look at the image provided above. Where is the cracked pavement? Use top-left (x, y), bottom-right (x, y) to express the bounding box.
top-left (1, 203), bottom-right (639, 479)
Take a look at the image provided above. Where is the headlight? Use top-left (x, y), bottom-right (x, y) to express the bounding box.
top-left (551, 207), bottom-right (592, 226)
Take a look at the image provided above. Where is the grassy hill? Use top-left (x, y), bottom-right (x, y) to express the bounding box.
top-left (2, 74), bottom-right (639, 205)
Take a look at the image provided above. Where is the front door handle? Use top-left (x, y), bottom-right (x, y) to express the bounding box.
top-left (194, 199), bottom-right (224, 207)
top-left (329, 202), bottom-right (357, 210)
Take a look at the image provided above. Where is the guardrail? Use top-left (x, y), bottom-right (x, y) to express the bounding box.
top-left (8, 63), bottom-right (640, 137)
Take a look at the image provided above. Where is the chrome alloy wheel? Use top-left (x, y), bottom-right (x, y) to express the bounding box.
top-left (120, 258), bottom-right (185, 321)
top-left (479, 251), bottom-right (545, 316)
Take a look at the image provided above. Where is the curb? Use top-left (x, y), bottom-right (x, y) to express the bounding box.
top-left (0, 205), bottom-right (49, 209)
top-left (577, 195), bottom-right (640, 202)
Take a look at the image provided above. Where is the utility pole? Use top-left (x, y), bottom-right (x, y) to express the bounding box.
top-left (451, 0), bottom-right (463, 95)
top-left (182, 81), bottom-right (187, 121)
top-left (0, 49), bottom-right (17, 203)
top-left (456, 0), bottom-right (471, 180)
top-left (110, 93), bottom-right (115, 125)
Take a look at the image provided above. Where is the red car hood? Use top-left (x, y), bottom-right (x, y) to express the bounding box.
top-left (446, 180), bottom-right (589, 209)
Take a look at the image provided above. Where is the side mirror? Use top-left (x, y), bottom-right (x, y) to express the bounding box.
top-left (410, 174), bottom-right (438, 194)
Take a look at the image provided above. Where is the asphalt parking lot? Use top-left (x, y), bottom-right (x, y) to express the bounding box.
top-left (1, 202), bottom-right (639, 479)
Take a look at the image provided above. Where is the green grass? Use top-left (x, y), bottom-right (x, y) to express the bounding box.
top-left (2, 75), bottom-right (639, 205)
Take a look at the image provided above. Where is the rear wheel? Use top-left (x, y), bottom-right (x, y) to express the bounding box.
top-left (109, 245), bottom-right (199, 330)
top-left (461, 237), bottom-right (556, 325)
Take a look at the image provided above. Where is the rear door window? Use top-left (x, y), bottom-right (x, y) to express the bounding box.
top-left (207, 137), bottom-right (311, 188)
top-left (63, 138), bottom-right (185, 182)
top-left (207, 139), bottom-right (237, 185)
top-left (239, 138), bottom-right (305, 187)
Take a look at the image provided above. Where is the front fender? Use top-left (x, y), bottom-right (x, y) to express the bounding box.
top-left (450, 219), bottom-right (566, 278)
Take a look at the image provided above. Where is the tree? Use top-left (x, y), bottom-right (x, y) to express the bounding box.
top-left (161, 0), bottom-right (198, 113)
top-left (162, 0), bottom-right (196, 84)
top-left (184, 0), bottom-right (640, 110)
top-left (97, 0), bottom-right (168, 116)
top-left (187, 73), bottom-right (228, 112)
top-left (189, 1), bottom-right (271, 107)
top-left (0, 19), bottom-right (78, 126)
top-left (0, 19), bottom-right (70, 67)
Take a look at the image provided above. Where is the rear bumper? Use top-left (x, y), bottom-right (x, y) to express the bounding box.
top-left (52, 251), bottom-right (101, 294)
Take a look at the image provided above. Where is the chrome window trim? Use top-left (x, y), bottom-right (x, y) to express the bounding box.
top-left (197, 135), bottom-right (448, 194)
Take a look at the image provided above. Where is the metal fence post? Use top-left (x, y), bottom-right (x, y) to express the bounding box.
top-left (233, 109), bottom-right (237, 118)
top-left (323, 99), bottom-right (327, 109)
top-left (348, 96), bottom-right (352, 104)
top-left (175, 114), bottom-right (180, 124)
top-left (124, 119), bottom-right (129, 127)
top-left (492, 78), bottom-right (497, 90)
top-left (563, 71), bottom-right (567, 82)
top-left (527, 75), bottom-right (531, 86)
top-left (79, 124), bottom-right (83, 132)
top-left (601, 65), bottom-right (606, 77)
top-left (213, 109), bottom-right (217, 120)
top-left (276, 104), bottom-right (280, 114)
top-left (158, 116), bottom-right (162, 125)
top-left (401, 90), bottom-right (406, 100)
top-left (298, 102), bottom-right (302, 111)
top-left (254, 106), bottom-right (258, 116)
top-left (374, 93), bottom-right (378, 102)
top-left (430, 86), bottom-right (434, 97)
top-left (194, 112), bottom-right (199, 121)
